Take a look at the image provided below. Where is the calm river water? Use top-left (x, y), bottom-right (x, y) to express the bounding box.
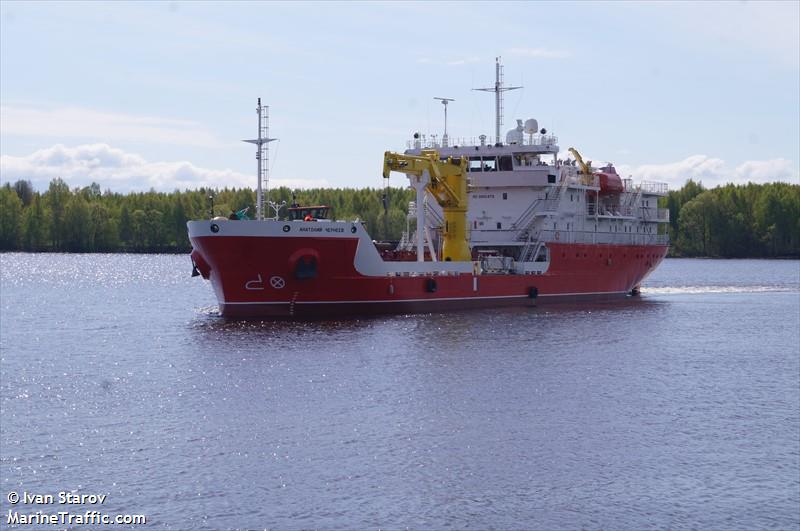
top-left (1, 254), bottom-right (798, 530)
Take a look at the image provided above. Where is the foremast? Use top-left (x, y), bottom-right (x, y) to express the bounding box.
top-left (243, 99), bottom-right (277, 220)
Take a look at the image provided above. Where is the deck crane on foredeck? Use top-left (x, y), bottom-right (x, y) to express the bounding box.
top-left (383, 149), bottom-right (471, 262)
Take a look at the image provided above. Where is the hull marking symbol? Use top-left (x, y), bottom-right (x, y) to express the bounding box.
top-left (245, 274), bottom-right (265, 291)
top-left (269, 276), bottom-right (286, 289)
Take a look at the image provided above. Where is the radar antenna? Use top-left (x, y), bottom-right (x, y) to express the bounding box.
top-left (473, 57), bottom-right (522, 145)
top-left (433, 97), bottom-right (455, 147)
top-left (243, 98), bottom-right (277, 220)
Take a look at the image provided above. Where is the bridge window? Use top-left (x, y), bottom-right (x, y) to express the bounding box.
top-left (496, 222), bottom-right (502, 229)
top-left (483, 158), bottom-right (497, 172)
top-left (288, 206), bottom-right (330, 221)
top-left (499, 156), bottom-right (513, 171)
top-left (502, 192), bottom-right (508, 200)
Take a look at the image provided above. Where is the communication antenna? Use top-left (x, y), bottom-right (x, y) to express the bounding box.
top-left (243, 98), bottom-right (277, 220)
top-left (433, 97), bottom-right (455, 147)
top-left (473, 57), bottom-right (522, 145)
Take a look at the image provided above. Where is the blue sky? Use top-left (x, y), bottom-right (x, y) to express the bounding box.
top-left (1, 1), bottom-right (798, 192)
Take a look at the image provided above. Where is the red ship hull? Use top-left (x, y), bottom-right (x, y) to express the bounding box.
top-left (188, 221), bottom-right (667, 318)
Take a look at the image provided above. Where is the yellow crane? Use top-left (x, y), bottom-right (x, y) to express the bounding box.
top-left (568, 147), bottom-right (594, 185)
top-left (382, 149), bottom-right (471, 261)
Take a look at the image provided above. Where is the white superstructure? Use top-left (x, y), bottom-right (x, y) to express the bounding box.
top-left (399, 58), bottom-right (669, 269)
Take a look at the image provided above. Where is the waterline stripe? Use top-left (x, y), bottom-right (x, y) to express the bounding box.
top-left (221, 291), bottom-right (628, 305)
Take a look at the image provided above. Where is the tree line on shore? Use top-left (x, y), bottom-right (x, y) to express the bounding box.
top-left (662, 180), bottom-right (798, 257)
top-left (0, 178), bottom-right (414, 253)
top-left (0, 177), bottom-right (797, 257)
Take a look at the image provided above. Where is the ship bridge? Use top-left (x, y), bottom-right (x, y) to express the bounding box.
top-left (406, 135), bottom-right (559, 170)
top-left (406, 133), bottom-right (559, 154)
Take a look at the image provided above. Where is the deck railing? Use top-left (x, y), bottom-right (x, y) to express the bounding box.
top-left (406, 134), bottom-right (559, 150)
top-left (537, 229), bottom-right (669, 246)
top-left (622, 179), bottom-right (669, 195)
top-left (640, 181), bottom-right (669, 194)
top-left (585, 204), bottom-right (636, 217)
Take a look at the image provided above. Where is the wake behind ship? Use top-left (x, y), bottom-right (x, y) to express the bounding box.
top-left (188, 59), bottom-right (670, 318)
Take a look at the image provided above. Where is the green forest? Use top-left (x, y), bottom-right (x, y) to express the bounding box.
top-left (0, 178), bottom-right (798, 257)
top-left (0, 179), bottom-right (414, 253)
top-left (662, 180), bottom-right (798, 257)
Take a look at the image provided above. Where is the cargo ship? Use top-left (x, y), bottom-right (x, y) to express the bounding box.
top-left (188, 59), bottom-right (669, 318)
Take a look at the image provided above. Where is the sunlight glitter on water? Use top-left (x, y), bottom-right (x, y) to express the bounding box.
top-left (1, 254), bottom-right (798, 529)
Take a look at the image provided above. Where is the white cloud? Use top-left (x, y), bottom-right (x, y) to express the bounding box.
top-left (417, 56), bottom-right (481, 66)
top-left (0, 105), bottom-right (226, 148)
top-left (616, 155), bottom-right (799, 189)
top-left (3, 145), bottom-right (795, 195)
top-left (447, 56), bottom-right (481, 66)
top-left (0, 144), bottom-right (329, 192)
top-left (507, 47), bottom-right (571, 59)
top-left (733, 159), bottom-right (797, 183)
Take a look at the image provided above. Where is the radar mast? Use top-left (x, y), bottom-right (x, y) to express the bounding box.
top-left (474, 57), bottom-right (523, 145)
